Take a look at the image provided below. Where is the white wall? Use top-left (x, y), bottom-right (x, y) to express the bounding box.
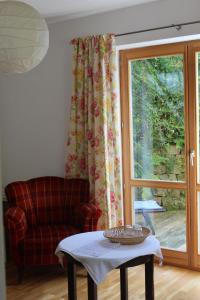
top-left (0, 0), bottom-right (200, 187)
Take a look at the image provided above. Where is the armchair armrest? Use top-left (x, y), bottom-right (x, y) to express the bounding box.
top-left (5, 207), bottom-right (27, 247)
top-left (75, 203), bottom-right (102, 232)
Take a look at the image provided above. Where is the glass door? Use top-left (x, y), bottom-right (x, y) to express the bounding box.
top-left (131, 54), bottom-right (187, 251)
top-left (188, 41), bottom-right (200, 269)
top-left (120, 43), bottom-right (190, 267)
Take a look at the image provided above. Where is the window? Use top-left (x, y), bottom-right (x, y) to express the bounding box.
top-left (120, 41), bottom-right (200, 268)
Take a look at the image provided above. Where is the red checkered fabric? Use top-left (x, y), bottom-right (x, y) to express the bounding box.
top-left (27, 177), bottom-right (90, 225)
top-left (5, 176), bottom-right (102, 268)
top-left (74, 203), bottom-right (102, 231)
top-left (6, 207), bottom-right (27, 246)
top-left (5, 206), bottom-right (28, 266)
top-left (28, 177), bottom-right (68, 225)
top-left (5, 181), bottom-right (36, 226)
top-left (24, 225), bottom-right (80, 265)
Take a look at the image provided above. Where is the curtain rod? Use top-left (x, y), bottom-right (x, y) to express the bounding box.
top-left (115, 20), bottom-right (200, 37)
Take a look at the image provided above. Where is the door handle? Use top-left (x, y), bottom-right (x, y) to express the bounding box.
top-left (190, 149), bottom-right (195, 166)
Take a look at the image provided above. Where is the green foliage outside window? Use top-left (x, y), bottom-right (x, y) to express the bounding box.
top-left (131, 55), bottom-right (185, 209)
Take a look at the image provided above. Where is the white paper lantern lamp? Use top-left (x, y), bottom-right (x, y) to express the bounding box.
top-left (0, 1), bottom-right (49, 74)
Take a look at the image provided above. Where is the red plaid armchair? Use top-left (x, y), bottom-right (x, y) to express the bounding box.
top-left (5, 176), bottom-right (102, 281)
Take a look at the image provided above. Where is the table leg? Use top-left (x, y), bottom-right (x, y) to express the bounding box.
top-left (145, 255), bottom-right (154, 300)
top-left (120, 267), bottom-right (128, 300)
top-left (87, 273), bottom-right (97, 300)
top-left (67, 261), bottom-right (77, 300)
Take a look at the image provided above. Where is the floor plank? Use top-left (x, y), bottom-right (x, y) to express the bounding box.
top-left (6, 262), bottom-right (200, 300)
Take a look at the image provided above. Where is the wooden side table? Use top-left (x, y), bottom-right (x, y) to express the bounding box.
top-left (65, 253), bottom-right (154, 300)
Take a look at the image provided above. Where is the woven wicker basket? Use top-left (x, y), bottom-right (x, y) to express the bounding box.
top-left (103, 226), bottom-right (151, 245)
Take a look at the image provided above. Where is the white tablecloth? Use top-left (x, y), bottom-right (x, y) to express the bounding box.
top-left (55, 231), bottom-right (163, 284)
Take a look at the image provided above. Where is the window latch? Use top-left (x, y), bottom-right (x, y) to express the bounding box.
top-left (190, 149), bottom-right (195, 167)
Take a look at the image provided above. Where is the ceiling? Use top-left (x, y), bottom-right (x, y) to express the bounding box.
top-left (19, 0), bottom-right (162, 20)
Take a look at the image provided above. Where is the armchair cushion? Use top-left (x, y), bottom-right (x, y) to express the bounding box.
top-left (24, 225), bottom-right (80, 265)
top-left (28, 177), bottom-right (90, 225)
top-left (28, 177), bottom-right (66, 225)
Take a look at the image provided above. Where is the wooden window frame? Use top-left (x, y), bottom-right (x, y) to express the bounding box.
top-left (119, 41), bottom-right (199, 268)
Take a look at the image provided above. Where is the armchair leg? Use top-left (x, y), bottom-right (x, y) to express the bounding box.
top-left (17, 266), bottom-right (24, 284)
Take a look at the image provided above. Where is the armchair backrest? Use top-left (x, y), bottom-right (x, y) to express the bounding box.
top-left (5, 176), bottom-right (90, 226)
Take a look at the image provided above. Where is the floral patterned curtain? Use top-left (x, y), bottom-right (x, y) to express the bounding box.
top-left (65, 34), bottom-right (123, 229)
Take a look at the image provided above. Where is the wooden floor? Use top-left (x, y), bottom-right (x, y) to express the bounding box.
top-left (6, 262), bottom-right (200, 300)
